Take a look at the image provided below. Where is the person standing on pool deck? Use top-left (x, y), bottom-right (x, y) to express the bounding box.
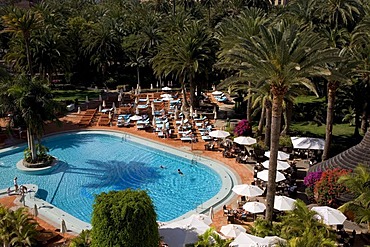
top-left (13, 177), bottom-right (18, 192)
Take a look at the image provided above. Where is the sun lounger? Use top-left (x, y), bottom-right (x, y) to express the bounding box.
top-left (180, 136), bottom-right (194, 142)
top-left (202, 135), bottom-right (212, 141)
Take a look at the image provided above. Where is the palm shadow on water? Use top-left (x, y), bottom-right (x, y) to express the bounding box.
top-left (65, 159), bottom-right (164, 191)
top-left (42, 134), bottom-right (94, 151)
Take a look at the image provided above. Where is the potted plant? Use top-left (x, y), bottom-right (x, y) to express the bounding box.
top-left (23, 144), bottom-right (55, 168)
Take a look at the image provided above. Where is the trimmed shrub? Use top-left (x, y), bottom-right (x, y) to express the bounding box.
top-left (91, 189), bottom-right (159, 247)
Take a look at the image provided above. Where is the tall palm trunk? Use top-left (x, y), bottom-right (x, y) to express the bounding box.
top-left (281, 100), bottom-right (293, 135)
top-left (322, 81), bottom-right (338, 161)
top-left (265, 92), bottom-right (284, 222)
top-left (247, 81), bottom-right (252, 122)
top-left (180, 76), bottom-right (189, 108)
top-left (189, 76), bottom-right (196, 109)
top-left (257, 105), bottom-right (265, 137)
top-left (136, 67), bottom-right (140, 89)
top-left (27, 128), bottom-right (36, 162)
top-left (24, 39), bottom-right (33, 77)
top-left (361, 102), bottom-right (368, 134)
top-left (264, 100), bottom-right (272, 148)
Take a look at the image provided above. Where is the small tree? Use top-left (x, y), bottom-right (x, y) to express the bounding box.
top-left (234, 119), bottom-right (252, 137)
top-left (304, 171), bottom-right (323, 202)
top-left (91, 189), bottom-right (159, 247)
top-left (314, 168), bottom-right (350, 206)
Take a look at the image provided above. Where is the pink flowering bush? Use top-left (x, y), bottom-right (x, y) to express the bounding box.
top-left (304, 171), bottom-right (323, 202)
top-left (234, 119), bottom-right (252, 137)
top-left (304, 171), bottom-right (323, 188)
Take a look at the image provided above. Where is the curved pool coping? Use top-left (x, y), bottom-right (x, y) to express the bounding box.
top-left (0, 129), bottom-right (240, 233)
top-left (16, 158), bottom-right (60, 174)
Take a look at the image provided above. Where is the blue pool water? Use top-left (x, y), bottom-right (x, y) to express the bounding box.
top-left (0, 132), bottom-right (222, 223)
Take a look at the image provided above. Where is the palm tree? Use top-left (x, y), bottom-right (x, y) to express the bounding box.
top-left (82, 17), bottom-right (121, 81)
top-left (0, 205), bottom-right (38, 247)
top-left (69, 230), bottom-right (91, 247)
top-left (152, 19), bottom-right (217, 108)
top-left (1, 7), bottom-right (42, 77)
top-left (220, 21), bottom-right (339, 221)
top-left (9, 208), bottom-right (38, 247)
top-left (0, 75), bottom-right (59, 163)
top-left (338, 164), bottom-right (370, 231)
top-left (195, 227), bottom-right (232, 247)
top-left (317, 0), bottom-right (364, 29)
top-left (280, 200), bottom-right (330, 239)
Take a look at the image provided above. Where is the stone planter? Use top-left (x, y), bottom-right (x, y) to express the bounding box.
top-left (22, 156), bottom-right (56, 169)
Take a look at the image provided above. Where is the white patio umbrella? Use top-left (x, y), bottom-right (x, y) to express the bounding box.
top-left (150, 83), bottom-right (153, 89)
top-left (232, 184), bottom-right (264, 197)
top-left (159, 227), bottom-right (200, 247)
top-left (242, 202), bottom-right (266, 214)
top-left (261, 160), bottom-right (291, 171)
top-left (102, 100), bottom-right (106, 108)
top-left (130, 115), bottom-right (142, 121)
top-left (265, 151), bottom-right (290, 160)
top-left (257, 170), bottom-right (286, 182)
top-left (211, 91), bottom-right (223, 95)
top-left (135, 97), bottom-right (139, 104)
top-left (291, 136), bottom-right (325, 150)
top-left (135, 107), bottom-right (140, 115)
top-left (220, 224), bottom-right (246, 238)
top-left (263, 236), bottom-right (287, 246)
top-left (98, 105), bottom-right (102, 112)
top-left (112, 102), bottom-right (115, 109)
top-left (234, 136), bottom-right (257, 146)
top-left (230, 232), bottom-right (266, 247)
top-left (274, 196), bottom-right (296, 211)
top-left (118, 93), bottom-right (122, 103)
top-left (161, 214), bottom-right (211, 233)
top-left (162, 86), bottom-right (172, 91)
top-left (209, 130), bottom-right (230, 138)
top-left (191, 213), bottom-right (213, 226)
top-left (311, 206), bottom-right (347, 225)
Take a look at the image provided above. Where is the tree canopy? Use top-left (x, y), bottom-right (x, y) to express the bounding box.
top-left (91, 189), bottom-right (159, 247)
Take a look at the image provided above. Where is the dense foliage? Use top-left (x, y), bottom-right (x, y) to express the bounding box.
top-left (249, 200), bottom-right (336, 247)
top-left (0, 205), bottom-right (38, 247)
top-left (91, 189), bottom-right (159, 247)
top-left (304, 171), bottom-right (323, 202)
top-left (233, 119), bottom-right (252, 136)
top-left (314, 168), bottom-right (350, 206)
top-left (337, 165), bottom-right (370, 231)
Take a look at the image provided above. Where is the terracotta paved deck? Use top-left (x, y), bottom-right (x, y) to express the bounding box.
top-left (0, 110), bottom-right (254, 239)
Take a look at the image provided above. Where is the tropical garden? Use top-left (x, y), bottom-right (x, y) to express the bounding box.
top-left (0, 0), bottom-right (369, 245)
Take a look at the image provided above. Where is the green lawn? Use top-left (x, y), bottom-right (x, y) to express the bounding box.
top-left (294, 95), bottom-right (325, 104)
top-left (52, 89), bottom-right (100, 102)
top-left (290, 122), bottom-right (355, 138)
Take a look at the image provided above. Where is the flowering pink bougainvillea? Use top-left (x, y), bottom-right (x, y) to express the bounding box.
top-left (304, 171), bottom-right (323, 188)
top-left (234, 119), bottom-right (252, 137)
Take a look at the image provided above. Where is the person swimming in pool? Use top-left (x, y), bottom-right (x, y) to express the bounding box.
top-left (177, 169), bottom-right (183, 175)
top-left (160, 165), bottom-right (165, 169)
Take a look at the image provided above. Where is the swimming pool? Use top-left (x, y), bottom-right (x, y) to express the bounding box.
top-left (0, 131), bottom-right (229, 223)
